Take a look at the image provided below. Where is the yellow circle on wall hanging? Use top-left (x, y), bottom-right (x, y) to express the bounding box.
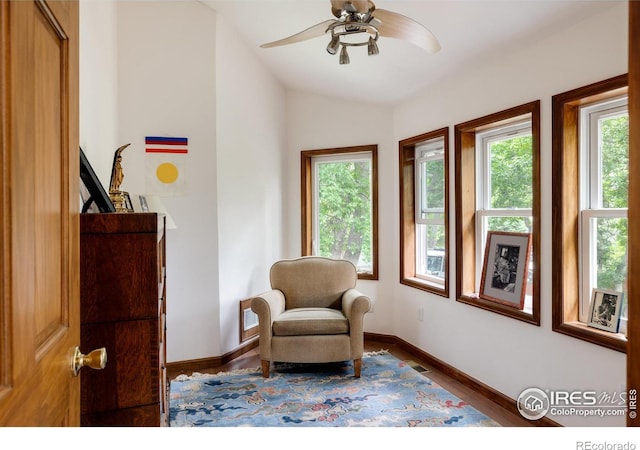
top-left (156, 162), bottom-right (179, 184)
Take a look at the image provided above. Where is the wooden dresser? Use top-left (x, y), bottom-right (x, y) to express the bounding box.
top-left (80, 213), bottom-right (168, 426)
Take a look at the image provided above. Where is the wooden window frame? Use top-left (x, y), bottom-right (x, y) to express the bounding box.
top-left (454, 101), bottom-right (541, 325)
top-left (399, 128), bottom-right (449, 297)
top-left (551, 74), bottom-right (628, 352)
top-left (301, 145), bottom-right (378, 280)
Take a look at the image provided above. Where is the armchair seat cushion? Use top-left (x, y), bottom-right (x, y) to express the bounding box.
top-left (272, 307), bottom-right (349, 336)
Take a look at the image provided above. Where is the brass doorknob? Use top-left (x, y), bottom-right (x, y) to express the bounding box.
top-left (72, 346), bottom-right (107, 376)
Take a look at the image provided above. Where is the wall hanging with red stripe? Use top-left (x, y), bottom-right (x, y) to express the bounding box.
top-left (145, 136), bottom-right (189, 195)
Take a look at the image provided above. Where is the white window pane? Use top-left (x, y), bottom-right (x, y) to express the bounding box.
top-left (487, 216), bottom-right (533, 234)
top-left (579, 97), bottom-right (628, 324)
top-left (315, 158), bottom-right (372, 273)
top-left (419, 158), bottom-right (445, 214)
top-left (475, 120), bottom-right (534, 306)
top-left (580, 212), bottom-right (627, 322)
top-left (599, 113), bottom-right (629, 208)
top-left (488, 135), bottom-right (532, 209)
top-left (416, 138), bottom-right (445, 224)
top-left (595, 217), bottom-right (628, 293)
top-left (416, 223), bottom-right (445, 284)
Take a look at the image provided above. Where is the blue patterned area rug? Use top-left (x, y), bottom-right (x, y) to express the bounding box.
top-left (169, 351), bottom-right (500, 427)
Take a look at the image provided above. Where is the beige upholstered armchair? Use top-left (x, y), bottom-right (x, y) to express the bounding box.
top-left (250, 257), bottom-right (372, 378)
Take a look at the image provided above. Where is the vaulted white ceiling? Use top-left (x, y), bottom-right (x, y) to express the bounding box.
top-left (202, 1), bottom-right (621, 105)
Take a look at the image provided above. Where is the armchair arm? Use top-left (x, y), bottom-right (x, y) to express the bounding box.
top-left (342, 288), bottom-right (371, 321)
top-left (250, 290), bottom-right (286, 360)
top-left (342, 288), bottom-right (371, 359)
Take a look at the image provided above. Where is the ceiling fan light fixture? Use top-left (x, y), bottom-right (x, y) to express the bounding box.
top-left (339, 45), bottom-right (350, 64)
top-left (259, 1), bottom-right (442, 66)
top-left (327, 35), bottom-right (340, 55)
top-left (367, 36), bottom-right (379, 56)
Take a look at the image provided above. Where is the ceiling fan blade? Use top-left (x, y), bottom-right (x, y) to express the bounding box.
top-left (373, 9), bottom-right (441, 54)
top-left (351, 0), bottom-right (371, 13)
top-left (261, 19), bottom-right (335, 48)
top-left (330, 0), bottom-right (372, 17)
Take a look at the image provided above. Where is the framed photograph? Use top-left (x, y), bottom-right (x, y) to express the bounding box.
top-left (239, 298), bottom-right (259, 342)
top-left (479, 231), bottom-right (532, 310)
top-left (123, 191), bottom-right (134, 213)
top-left (139, 195), bottom-right (149, 212)
top-left (587, 288), bottom-right (624, 333)
top-left (80, 147), bottom-right (116, 213)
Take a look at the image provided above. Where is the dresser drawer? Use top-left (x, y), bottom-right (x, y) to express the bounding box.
top-left (80, 213), bottom-right (167, 427)
top-left (81, 319), bottom-right (160, 414)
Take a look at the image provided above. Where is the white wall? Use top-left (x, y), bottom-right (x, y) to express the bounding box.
top-left (391, 3), bottom-right (628, 426)
top-left (215, 16), bottom-right (287, 353)
top-left (116, 1), bottom-right (219, 362)
top-left (285, 91), bottom-right (396, 335)
top-left (79, 0), bottom-right (119, 187)
top-left (114, 1), bottom-right (286, 361)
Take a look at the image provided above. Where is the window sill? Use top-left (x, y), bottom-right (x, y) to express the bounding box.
top-left (401, 276), bottom-right (448, 298)
top-left (553, 321), bottom-right (627, 353)
top-left (358, 272), bottom-right (378, 281)
top-left (457, 293), bottom-right (539, 326)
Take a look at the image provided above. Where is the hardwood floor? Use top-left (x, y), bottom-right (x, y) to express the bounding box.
top-left (167, 338), bottom-right (533, 427)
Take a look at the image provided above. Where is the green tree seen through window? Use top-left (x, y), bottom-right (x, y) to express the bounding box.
top-left (421, 156), bottom-right (445, 251)
top-left (487, 135), bottom-right (533, 233)
top-left (317, 160), bottom-right (372, 270)
top-left (597, 114), bottom-right (628, 292)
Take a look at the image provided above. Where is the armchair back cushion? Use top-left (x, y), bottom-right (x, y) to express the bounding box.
top-left (270, 257), bottom-right (357, 310)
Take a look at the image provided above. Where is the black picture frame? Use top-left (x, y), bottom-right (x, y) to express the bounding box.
top-left (587, 288), bottom-right (624, 333)
top-left (80, 147), bottom-right (116, 213)
top-left (479, 231), bottom-right (532, 310)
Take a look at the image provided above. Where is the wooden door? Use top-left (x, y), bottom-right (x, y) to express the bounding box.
top-left (0, 0), bottom-right (80, 426)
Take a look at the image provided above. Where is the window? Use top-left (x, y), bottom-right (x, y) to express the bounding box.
top-left (454, 101), bottom-right (540, 324)
top-left (552, 75), bottom-right (628, 352)
top-left (400, 128), bottom-right (449, 296)
top-left (301, 145), bottom-right (378, 280)
top-left (580, 97), bottom-right (628, 323)
top-left (476, 121), bottom-right (534, 313)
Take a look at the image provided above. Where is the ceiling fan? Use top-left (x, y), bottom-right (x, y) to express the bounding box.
top-left (260, 0), bottom-right (441, 65)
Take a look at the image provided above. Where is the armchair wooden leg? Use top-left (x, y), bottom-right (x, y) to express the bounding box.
top-left (261, 360), bottom-right (270, 378)
top-left (353, 358), bottom-right (362, 378)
